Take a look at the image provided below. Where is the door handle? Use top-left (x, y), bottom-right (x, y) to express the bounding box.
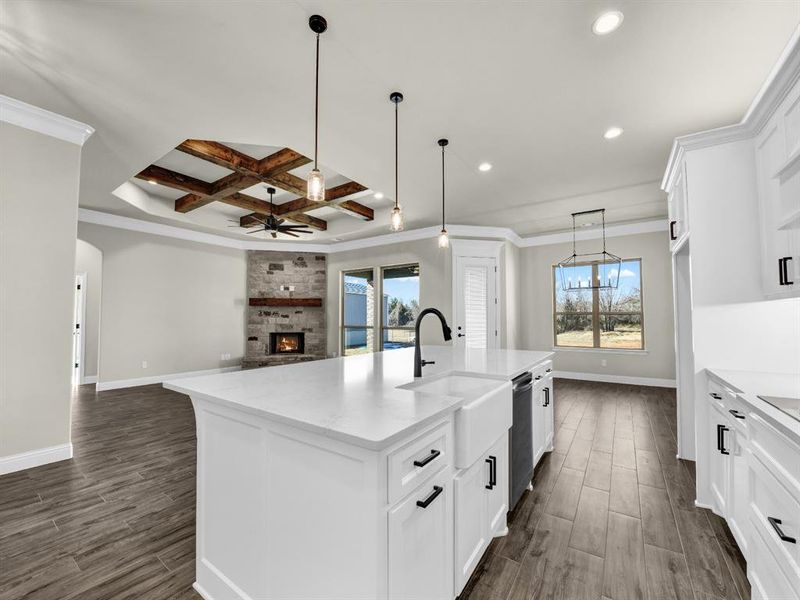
top-left (728, 409), bottom-right (745, 420)
top-left (768, 517), bottom-right (797, 544)
top-left (543, 387), bottom-right (550, 407)
top-left (413, 449), bottom-right (441, 468)
top-left (416, 485), bottom-right (443, 509)
top-left (669, 220), bottom-right (677, 241)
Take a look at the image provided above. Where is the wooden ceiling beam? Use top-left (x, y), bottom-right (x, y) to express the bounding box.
top-left (135, 165), bottom-right (213, 196)
top-left (177, 140), bottom-right (311, 181)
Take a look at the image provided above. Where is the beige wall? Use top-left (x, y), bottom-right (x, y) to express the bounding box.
top-left (1, 122), bottom-right (82, 458)
top-left (326, 238), bottom-right (453, 354)
top-left (519, 231), bottom-right (676, 382)
top-left (77, 223), bottom-right (247, 384)
top-left (75, 239), bottom-right (102, 379)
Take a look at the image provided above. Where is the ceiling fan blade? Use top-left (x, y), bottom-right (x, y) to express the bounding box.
top-left (246, 229), bottom-right (264, 234)
top-left (281, 230), bottom-right (300, 238)
top-left (275, 218), bottom-right (285, 226)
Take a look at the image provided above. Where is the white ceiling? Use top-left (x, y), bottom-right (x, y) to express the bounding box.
top-left (2, 1), bottom-right (798, 242)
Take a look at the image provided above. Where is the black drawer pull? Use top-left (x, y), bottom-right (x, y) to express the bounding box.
top-left (545, 368), bottom-right (552, 373)
top-left (768, 517), bottom-right (797, 544)
top-left (416, 485), bottom-right (443, 508)
top-left (413, 449), bottom-right (441, 468)
top-left (534, 375), bottom-right (542, 380)
top-left (709, 392), bottom-right (722, 400)
top-left (543, 387), bottom-right (550, 407)
top-left (485, 458), bottom-right (493, 489)
top-left (489, 455), bottom-right (497, 487)
top-left (669, 220), bottom-right (677, 241)
top-left (728, 409), bottom-right (745, 420)
top-left (784, 257), bottom-right (794, 285)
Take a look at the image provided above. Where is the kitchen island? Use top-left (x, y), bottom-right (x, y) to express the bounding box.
top-left (165, 346), bottom-right (553, 600)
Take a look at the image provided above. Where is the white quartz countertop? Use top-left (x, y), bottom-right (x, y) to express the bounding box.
top-left (164, 346), bottom-right (553, 450)
top-left (706, 368), bottom-right (800, 439)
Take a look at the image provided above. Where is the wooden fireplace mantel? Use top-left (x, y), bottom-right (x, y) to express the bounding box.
top-left (249, 297), bottom-right (323, 308)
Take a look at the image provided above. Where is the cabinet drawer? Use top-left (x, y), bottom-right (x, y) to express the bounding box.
top-left (748, 515), bottom-right (799, 600)
top-left (388, 420), bottom-right (452, 504)
top-left (531, 360), bottom-right (552, 382)
top-left (748, 412), bottom-right (800, 492)
top-left (748, 452), bottom-right (800, 585)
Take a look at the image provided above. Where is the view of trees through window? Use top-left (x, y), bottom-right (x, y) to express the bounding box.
top-left (553, 259), bottom-right (644, 349)
top-left (382, 264), bottom-right (420, 350)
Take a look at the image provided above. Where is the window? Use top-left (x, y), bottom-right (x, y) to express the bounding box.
top-left (381, 264), bottom-right (420, 351)
top-left (553, 259), bottom-right (644, 350)
top-left (342, 269), bottom-right (375, 356)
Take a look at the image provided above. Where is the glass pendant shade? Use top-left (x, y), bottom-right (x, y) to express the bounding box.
top-left (390, 205), bottom-right (404, 232)
top-left (307, 168), bottom-right (325, 202)
top-left (438, 229), bottom-right (450, 248)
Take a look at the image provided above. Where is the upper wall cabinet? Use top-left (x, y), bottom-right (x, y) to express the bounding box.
top-left (756, 78), bottom-right (800, 298)
top-left (663, 29), bottom-right (800, 301)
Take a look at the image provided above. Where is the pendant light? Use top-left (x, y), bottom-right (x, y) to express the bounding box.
top-left (437, 138), bottom-right (449, 248)
top-left (307, 15), bottom-right (327, 202)
top-left (389, 91), bottom-right (404, 232)
top-left (557, 208), bottom-right (622, 291)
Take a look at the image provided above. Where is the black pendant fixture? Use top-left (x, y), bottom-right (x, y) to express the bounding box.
top-left (307, 15), bottom-right (327, 202)
top-left (557, 208), bottom-right (621, 290)
top-left (437, 138), bottom-right (449, 248)
top-left (389, 91), bottom-right (404, 232)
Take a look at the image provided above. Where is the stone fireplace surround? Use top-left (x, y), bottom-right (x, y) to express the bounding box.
top-left (244, 251), bottom-right (326, 369)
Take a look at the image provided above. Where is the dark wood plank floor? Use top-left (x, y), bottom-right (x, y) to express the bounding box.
top-left (459, 380), bottom-right (750, 600)
top-left (0, 380), bottom-right (748, 600)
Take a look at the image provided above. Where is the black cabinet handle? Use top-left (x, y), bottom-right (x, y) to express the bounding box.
top-left (545, 368), bottom-right (552, 373)
top-left (709, 392), bottom-right (722, 400)
top-left (783, 257), bottom-right (794, 285)
top-left (543, 387), bottom-right (550, 407)
top-left (413, 449), bottom-right (441, 468)
top-left (728, 409), bottom-right (745, 420)
top-left (719, 425), bottom-right (730, 455)
top-left (669, 220), bottom-right (677, 241)
top-left (779, 258), bottom-right (786, 286)
top-left (768, 517), bottom-right (797, 544)
top-left (416, 485), bottom-right (443, 508)
top-left (485, 456), bottom-right (497, 490)
top-left (485, 458), bottom-right (493, 489)
top-left (534, 375), bottom-right (542, 380)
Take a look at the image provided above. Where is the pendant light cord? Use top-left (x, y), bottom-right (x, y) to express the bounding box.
top-left (314, 33), bottom-right (320, 170)
top-left (441, 144), bottom-right (445, 230)
top-left (395, 100), bottom-right (399, 210)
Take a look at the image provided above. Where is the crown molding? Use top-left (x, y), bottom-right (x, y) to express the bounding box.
top-left (79, 208), bottom-right (666, 254)
top-left (662, 24), bottom-right (800, 192)
top-left (0, 95), bottom-right (94, 146)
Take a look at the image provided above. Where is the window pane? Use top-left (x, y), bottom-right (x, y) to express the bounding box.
top-left (555, 314), bottom-right (594, 347)
top-left (600, 314), bottom-right (642, 349)
top-left (382, 328), bottom-right (415, 350)
top-left (599, 260), bottom-right (642, 313)
top-left (343, 270), bottom-right (374, 327)
top-left (344, 327), bottom-right (373, 355)
top-left (382, 265), bottom-right (420, 328)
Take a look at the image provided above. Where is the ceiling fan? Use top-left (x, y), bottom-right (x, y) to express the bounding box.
top-left (233, 187), bottom-right (313, 239)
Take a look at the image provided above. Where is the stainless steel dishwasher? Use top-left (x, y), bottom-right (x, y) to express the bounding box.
top-left (509, 371), bottom-right (534, 510)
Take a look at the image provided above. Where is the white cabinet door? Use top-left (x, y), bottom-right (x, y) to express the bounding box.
top-left (486, 435), bottom-right (508, 536)
top-left (668, 163), bottom-right (688, 252)
top-left (542, 375), bottom-right (554, 452)
top-left (708, 402), bottom-right (731, 516)
top-left (727, 430), bottom-right (750, 555)
top-left (454, 458), bottom-right (488, 594)
top-left (749, 519), bottom-right (799, 600)
top-left (532, 380), bottom-right (546, 467)
top-left (389, 474), bottom-right (453, 600)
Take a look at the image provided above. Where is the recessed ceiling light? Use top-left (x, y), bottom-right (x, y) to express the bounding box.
top-left (603, 126), bottom-right (624, 140)
top-left (478, 162), bottom-right (492, 172)
top-left (148, 179), bottom-right (157, 185)
top-left (374, 192), bottom-right (384, 200)
top-left (592, 11), bottom-right (624, 35)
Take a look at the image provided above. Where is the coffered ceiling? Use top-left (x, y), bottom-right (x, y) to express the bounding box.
top-left (1, 1), bottom-right (798, 242)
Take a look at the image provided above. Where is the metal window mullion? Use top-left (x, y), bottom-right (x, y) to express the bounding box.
top-left (591, 263), bottom-right (600, 348)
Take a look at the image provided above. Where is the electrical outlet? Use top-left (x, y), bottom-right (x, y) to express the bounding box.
top-left (142, 360), bottom-right (148, 369)
top-left (601, 359), bottom-right (607, 367)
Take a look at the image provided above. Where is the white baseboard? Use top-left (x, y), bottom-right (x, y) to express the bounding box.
top-left (96, 366), bottom-right (241, 392)
top-left (0, 443), bottom-right (73, 476)
top-left (82, 375), bottom-right (98, 385)
top-left (554, 370), bottom-right (677, 388)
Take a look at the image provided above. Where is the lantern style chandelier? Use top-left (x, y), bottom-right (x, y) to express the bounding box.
top-left (557, 209), bottom-right (621, 291)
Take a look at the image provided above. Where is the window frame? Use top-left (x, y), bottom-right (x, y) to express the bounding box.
top-left (340, 267), bottom-right (376, 356)
top-left (552, 258), bottom-right (645, 350)
top-left (379, 263), bottom-right (421, 352)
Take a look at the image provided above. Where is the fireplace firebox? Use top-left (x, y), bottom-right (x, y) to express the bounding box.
top-left (269, 332), bottom-right (305, 355)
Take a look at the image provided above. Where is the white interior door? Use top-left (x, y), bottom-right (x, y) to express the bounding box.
top-left (454, 256), bottom-right (498, 349)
